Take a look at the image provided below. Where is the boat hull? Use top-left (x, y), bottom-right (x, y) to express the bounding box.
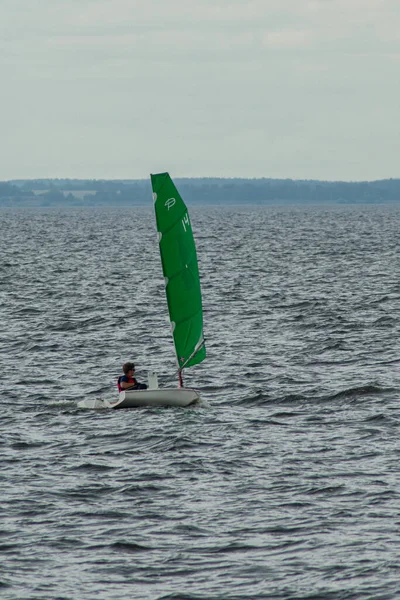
top-left (109, 388), bottom-right (200, 408)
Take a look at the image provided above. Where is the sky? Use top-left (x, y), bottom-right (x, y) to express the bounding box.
top-left (1, 0), bottom-right (399, 181)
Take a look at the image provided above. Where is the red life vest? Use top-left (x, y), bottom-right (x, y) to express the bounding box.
top-left (117, 375), bottom-right (137, 393)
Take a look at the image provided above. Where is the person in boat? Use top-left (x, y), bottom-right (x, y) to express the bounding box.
top-left (117, 362), bottom-right (147, 392)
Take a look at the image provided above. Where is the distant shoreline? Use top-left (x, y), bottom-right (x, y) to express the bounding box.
top-left (1, 177), bottom-right (399, 206)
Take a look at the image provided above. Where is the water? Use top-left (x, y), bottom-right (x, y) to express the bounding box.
top-left (1, 205), bottom-right (400, 600)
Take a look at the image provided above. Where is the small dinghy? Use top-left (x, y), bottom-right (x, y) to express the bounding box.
top-left (79, 172), bottom-right (206, 410)
top-left (78, 373), bottom-right (200, 409)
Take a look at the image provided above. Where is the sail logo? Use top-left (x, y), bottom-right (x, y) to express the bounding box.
top-left (165, 197), bottom-right (176, 210)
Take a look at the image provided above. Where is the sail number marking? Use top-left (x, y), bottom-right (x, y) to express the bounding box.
top-left (182, 213), bottom-right (190, 232)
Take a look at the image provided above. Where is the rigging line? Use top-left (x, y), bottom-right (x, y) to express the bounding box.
top-left (179, 338), bottom-right (206, 370)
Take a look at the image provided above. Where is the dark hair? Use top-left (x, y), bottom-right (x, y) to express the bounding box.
top-left (122, 362), bottom-right (135, 374)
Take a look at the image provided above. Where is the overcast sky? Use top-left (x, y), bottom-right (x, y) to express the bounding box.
top-left (1, 0), bottom-right (399, 181)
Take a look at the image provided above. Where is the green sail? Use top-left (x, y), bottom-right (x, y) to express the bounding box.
top-left (151, 172), bottom-right (206, 370)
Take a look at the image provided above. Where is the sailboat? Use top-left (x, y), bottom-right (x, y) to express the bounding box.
top-left (107, 172), bottom-right (206, 408)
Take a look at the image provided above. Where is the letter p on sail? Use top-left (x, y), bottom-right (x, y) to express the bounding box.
top-left (165, 197), bottom-right (176, 210)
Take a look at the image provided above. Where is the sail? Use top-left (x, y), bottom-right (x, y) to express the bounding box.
top-left (151, 172), bottom-right (206, 370)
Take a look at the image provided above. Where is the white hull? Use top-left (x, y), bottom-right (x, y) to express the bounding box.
top-left (78, 387), bottom-right (200, 409)
top-left (112, 388), bottom-right (200, 408)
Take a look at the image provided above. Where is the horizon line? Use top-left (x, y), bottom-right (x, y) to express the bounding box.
top-left (6, 176), bottom-right (400, 184)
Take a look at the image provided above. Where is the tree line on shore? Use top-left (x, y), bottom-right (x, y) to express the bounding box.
top-left (1, 177), bottom-right (399, 206)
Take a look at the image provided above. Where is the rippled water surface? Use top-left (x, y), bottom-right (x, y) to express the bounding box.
top-left (1, 205), bottom-right (400, 600)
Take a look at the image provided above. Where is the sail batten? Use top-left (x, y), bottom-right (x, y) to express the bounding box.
top-left (151, 172), bottom-right (206, 371)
